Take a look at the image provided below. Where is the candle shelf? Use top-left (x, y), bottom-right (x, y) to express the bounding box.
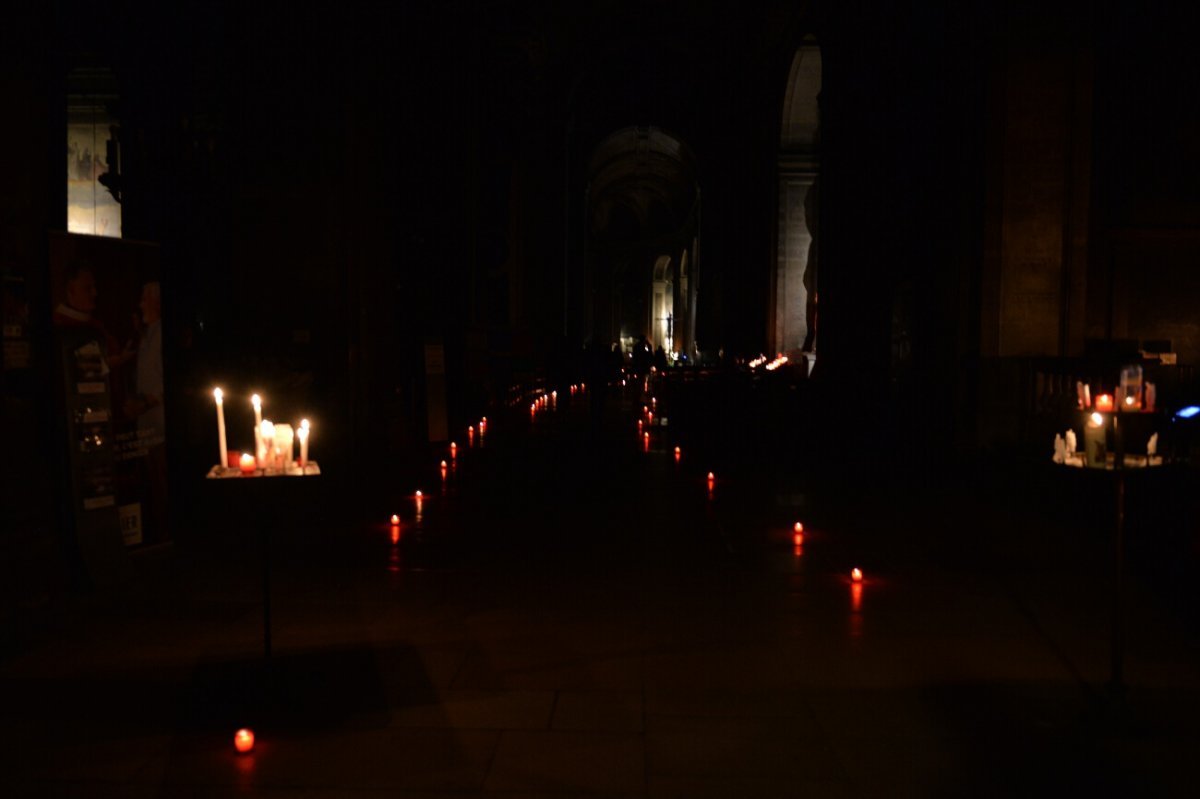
top-left (206, 461), bottom-right (321, 479)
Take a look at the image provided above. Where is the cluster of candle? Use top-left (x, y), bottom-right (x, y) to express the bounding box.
top-left (213, 388), bottom-right (312, 475)
top-left (530, 390), bottom-right (562, 418)
top-left (1077, 378), bottom-right (1156, 414)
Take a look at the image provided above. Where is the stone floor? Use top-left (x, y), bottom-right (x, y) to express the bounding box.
top-left (3, 375), bottom-right (1199, 797)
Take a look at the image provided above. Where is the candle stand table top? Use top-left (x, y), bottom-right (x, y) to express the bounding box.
top-left (1057, 454), bottom-right (1165, 470)
top-left (206, 461), bottom-right (321, 479)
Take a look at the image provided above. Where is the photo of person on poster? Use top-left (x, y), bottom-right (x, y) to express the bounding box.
top-left (124, 280), bottom-right (167, 541)
top-left (52, 259), bottom-right (135, 375)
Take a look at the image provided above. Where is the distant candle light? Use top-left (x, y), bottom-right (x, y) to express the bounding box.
top-left (390, 514), bottom-right (400, 525)
top-left (234, 728), bottom-right (255, 753)
top-left (851, 567), bottom-right (863, 583)
top-left (450, 442), bottom-right (457, 459)
top-left (239, 453), bottom-right (256, 475)
top-left (793, 521), bottom-right (804, 546)
top-left (1095, 394), bottom-right (1114, 412)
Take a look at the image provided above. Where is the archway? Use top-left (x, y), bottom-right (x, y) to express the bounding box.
top-left (584, 126), bottom-right (700, 360)
top-left (773, 37), bottom-right (821, 358)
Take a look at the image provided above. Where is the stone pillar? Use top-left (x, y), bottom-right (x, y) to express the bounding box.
top-left (775, 168), bottom-right (818, 353)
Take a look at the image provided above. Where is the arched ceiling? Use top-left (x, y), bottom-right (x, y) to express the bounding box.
top-left (587, 126), bottom-right (697, 248)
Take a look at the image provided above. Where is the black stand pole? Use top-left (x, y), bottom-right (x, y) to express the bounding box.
top-left (261, 522), bottom-right (272, 661)
top-left (1109, 469), bottom-right (1125, 698)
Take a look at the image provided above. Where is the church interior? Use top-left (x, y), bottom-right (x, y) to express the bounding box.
top-left (2, 1), bottom-right (1199, 794)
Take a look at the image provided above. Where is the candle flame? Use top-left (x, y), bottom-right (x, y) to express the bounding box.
top-left (300, 418), bottom-right (309, 430)
top-left (794, 522), bottom-right (804, 534)
top-left (213, 387), bottom-right (223, 402)
top-left (390, 514), bottom-right (400, 525)
top-left (234, 728), bottom-right (255, 754)
top-left (251, 393), bottom-right (261, 409)
top-left (851, 567), bottom-right (863, 583)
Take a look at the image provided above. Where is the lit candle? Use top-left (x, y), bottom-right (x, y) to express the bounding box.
top-left (707, 471), bottom-right (715, 483)
top-left (674, 445), bottom-right (681, 463)
top-left (450, 442), bottom-right (457, 459)
top-left (251, 394), bottom-right (263, 464)
top-left (1084, 411), bottom-right (1107, 467)
top-left (440, 460), bottom-right (448, 480)
top-left (793, 522), bottom-right (804, 546)
top-left (213, 388), bottom-right (228, 469)
top-left (259, 420), bottom-right (275, 469)
top-left (390, 514), bottom-right (400, 525)
top-left (468, 426), bottom-right (475, 445)
top-left (273, 423), bottom-right (294, 468)
top-left (851, 567), bottom-right (863, 583)
top-left (234, 728), bottom-right (255, 754)
top-left (297, 419), bottom-right (310, 468)
top-left (239, 453), bottom-right (256, 475)
top-left (1095, 394), bottom-right (1114, 412)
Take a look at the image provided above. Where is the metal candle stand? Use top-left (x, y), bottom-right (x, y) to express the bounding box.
top-left (206, 461), bottom-right (322, 660)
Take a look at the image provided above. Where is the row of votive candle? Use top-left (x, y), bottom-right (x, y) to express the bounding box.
top-left (1078, 382), bottom-right (1156, 413)
top-left (214, 388), bottom-right (311, 472)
